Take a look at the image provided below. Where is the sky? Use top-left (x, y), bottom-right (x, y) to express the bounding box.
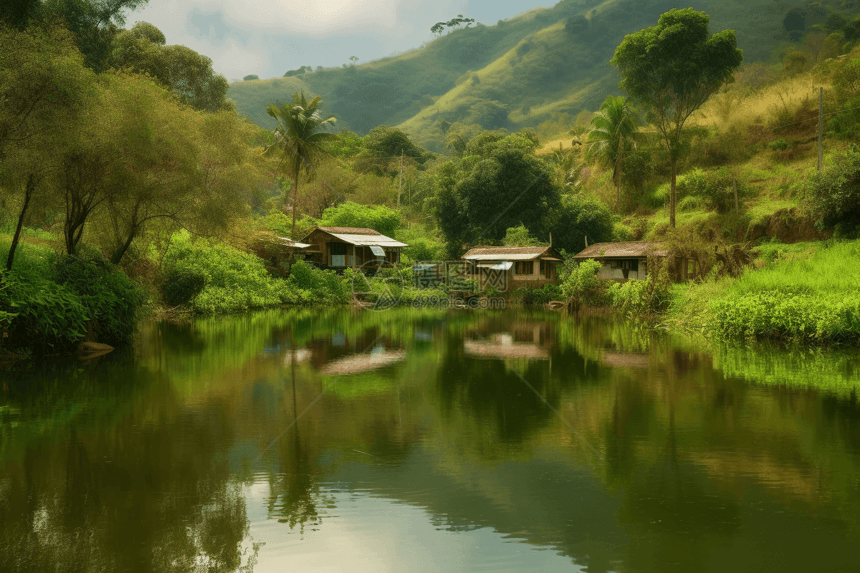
top-left (128, 0), bottom-right (556, 81)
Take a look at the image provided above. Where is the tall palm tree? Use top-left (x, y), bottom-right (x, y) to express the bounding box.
top-left (264, 91), bottom-right (338, 238)
top-left (586, 95), bottom-right (639, 210)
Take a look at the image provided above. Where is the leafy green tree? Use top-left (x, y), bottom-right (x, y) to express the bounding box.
top-left (432, 132), bottom-right (558, 254)
top-left (243, 74), bottom-right (259, 81)
top-left (0, 24), bottom-right (95, 270)
top-left (543, 195), bottom-right (614, 254)
top-left (612, 8), bottom-right (742, 228)
top-left (264, 91), bottom-right (338, 238)
top-left (99, 75), bottom-right (259, 265)
top-left (586, 95), bottom-right (639, 210)
top-left (108, 23), bottom-right (230, 112)
top-left (502, 224), bottom-right (541, 246)
top-left (28, 0), bottom-right (150, 71)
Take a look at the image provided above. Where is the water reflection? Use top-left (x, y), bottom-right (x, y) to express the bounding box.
top-left (1, 309), bottom-right (860, 572)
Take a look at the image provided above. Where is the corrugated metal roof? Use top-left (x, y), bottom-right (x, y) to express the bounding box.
top-left (327, 233), bottom-right (408, 247)
top-left (317, 226), bottom-right (381, 235)
top-left (476, 261), bottom-right (514, 271)
top-left (302, 227), bottom-right (407, 247)
top-left (573, 241), bottom-right (667, 259)
top-left (275, 237), bottom-right (310, 249)
top-left (462, 246), bottom-right (552, 261)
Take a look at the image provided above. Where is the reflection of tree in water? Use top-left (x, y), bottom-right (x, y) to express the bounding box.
top-left (615, 405), bottom-right (741, 571)
top-left (436, 335), bottom-right (559, 444)
top-left (0, 368), bottom-right (255, 573)
top-left (265, 356), bottom-right (332, 535)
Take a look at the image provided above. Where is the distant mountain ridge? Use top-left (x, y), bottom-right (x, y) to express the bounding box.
top-left (227, 0), bottom-right (840, 152)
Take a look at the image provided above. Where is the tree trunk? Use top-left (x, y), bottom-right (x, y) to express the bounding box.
top-left (291, 170), bottom-right (299, 239)
top-left (6, 175), bottom-right (35, 271)
top-left (110, 227), bottom-right (137, 266)
top-left (615, 142), bottom-right (623, 212)
top-left (669, 160), bottom-right (677, 229)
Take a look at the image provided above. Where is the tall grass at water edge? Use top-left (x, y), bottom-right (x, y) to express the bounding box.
top-left (707, 242), bottom-right (860, 344)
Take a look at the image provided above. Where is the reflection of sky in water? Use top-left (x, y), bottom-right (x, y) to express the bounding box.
top-left (243, 484), bottom-right (583, 573)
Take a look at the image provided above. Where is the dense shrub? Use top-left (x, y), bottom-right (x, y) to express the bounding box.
top-left (608, 269), bottom-right (672, 315)
top-left (52, 247), bottom-right (142, 345)
top-left (512, 284), bottom-right (563, 305)
top-left (287, 260), bottom-right (351, 304)
top-left (560, 259), bottom-right (605, 305)
top-left (805, 149), bottom-right (860, 237)
top-left (163, 233), bottom-right (292, 313)
top-left (0, 269), bottom-right (88, 354)
top-left (318, 201), bottom-right (401, 237)
top-left (162, 269), bottom-right (207, 307)
top-left (652, 168), bottom-right (747, 213)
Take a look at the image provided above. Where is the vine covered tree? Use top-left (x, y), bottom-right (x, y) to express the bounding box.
top-left (586, 95), bottom-right (639, 211)
top-left (264, 91), bottom-right (339, 238)
top-left (611, 8), bottom-right (742, 227)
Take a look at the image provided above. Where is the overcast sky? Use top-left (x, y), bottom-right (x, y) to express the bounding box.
top-left (128, 0), bottom-right (556, 80)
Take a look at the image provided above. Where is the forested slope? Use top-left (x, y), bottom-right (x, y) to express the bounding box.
top-left (227, 0), bottom-right (859, 151)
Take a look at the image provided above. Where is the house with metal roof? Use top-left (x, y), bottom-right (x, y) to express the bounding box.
top-left (300, 226), bottom-right (408, 269)
top-left (461, 245), bottom-right (563, 291)
top-left (572, 241), bottom-right (670, 281)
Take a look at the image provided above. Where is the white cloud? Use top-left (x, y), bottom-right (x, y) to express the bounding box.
top-left (189, 0), bottom-right (402, 35)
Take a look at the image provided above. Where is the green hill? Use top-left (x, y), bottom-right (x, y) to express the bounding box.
top-left (227, 0), bottom-right (850, 150)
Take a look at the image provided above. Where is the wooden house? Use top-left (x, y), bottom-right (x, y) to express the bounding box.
top-left (300, 227), bottom-right (407, 269)
top-left (572, 241), bottom-right (690, 281)
top-left (461, 246), bottom-right (563, 292)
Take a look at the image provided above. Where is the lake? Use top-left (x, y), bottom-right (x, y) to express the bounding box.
top-left (2, 308), bottom-right (860, 572)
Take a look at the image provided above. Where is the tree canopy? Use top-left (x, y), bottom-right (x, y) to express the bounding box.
top-left (107, 22), bottom-right (230, 112)
top-left (431, 132), bottom-right (558, 255)
top-left (611, 8), bottom-right (742, 227)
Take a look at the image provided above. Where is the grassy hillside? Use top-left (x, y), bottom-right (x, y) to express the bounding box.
top-left (226, 76), bottom-right (311, 129)
top-left (228, 0), bottom-right (856, 151)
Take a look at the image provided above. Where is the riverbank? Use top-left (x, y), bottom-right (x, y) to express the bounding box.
top-left (668, 240), bottom-right (860, 346)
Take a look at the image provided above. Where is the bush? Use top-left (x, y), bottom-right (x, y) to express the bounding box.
top-left (654, 168), bottom-right (746, 213)
top-left (512, 284), bottom-right (562, 305)
top-left (52, 247), bottom-right (142, 345)
top-left (163, 233), bottom-right (294, 313)
top-left (805, 149), bottom-right (860, 237)
top-left (317, 201), bottom-right (401, 237)
top-left (287, 260), bottom-right (351, 304)
top-left (560, 259), bottom-right (605, 305)
top-left (0, 269), bottom-right (88, 354)
top-left (163, 269), bottom-right (207, 307)
top-left (608, 267), bottom-right (672, 315)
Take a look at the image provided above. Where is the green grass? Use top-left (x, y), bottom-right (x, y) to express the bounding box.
top-left (745, 199), bottom-right (798, 225)
top-left (752, 239), bottom-right (821, 263)
top-left (728, 241), bottom-right (860, 296)
top-left (706, 241), bottom-right (860, 344)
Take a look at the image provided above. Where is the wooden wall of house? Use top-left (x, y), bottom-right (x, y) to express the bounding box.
top-left (513, 260), bottom-right (558, 283)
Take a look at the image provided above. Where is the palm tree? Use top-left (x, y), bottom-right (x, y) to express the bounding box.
top-left (586, 95), bottom-right (639, 210)
top-left (264, 91), bottom-right (338, 238)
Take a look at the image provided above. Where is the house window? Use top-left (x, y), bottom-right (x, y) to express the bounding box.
top-left (515, 261), bottom-right (534, 275)
top-left (540, 260), bottom-right (553, 279)
top-left (330, 242), bottom-right (348, 266)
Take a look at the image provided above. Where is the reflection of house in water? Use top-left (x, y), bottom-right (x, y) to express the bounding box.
top-left (465, 322), bottom-right (554, 360)
top-left (600, 352), bottom-right (650, 369)
top-left (318, 346), bottom-right (407, 375)
top-left (464, 334), bottom-right (551, 360)
top-left (283, 348), bottom-right (312, 365)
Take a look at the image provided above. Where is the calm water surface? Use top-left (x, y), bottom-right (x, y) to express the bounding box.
top-left (2, 308), bottom-right (860, 572)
